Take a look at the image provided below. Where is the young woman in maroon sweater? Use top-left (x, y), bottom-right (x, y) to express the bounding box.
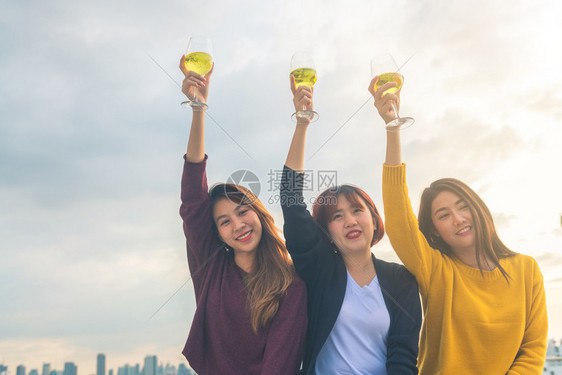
top-left (178, 57), bottom-right (307, 374)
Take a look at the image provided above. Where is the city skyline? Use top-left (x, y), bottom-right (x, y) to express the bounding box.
top-left (0, 354), bottom-right (195, 375)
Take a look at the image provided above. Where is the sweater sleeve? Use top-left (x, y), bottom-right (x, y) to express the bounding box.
top-left (179, 155), bottom-right (222, 293)
top-left (280, 165), bottom-right (333, 277)
top-left (506, 259), bottom-right (548, 374)
top-left (260, 279), bottom-right (308, 375)
top-left (382, 163), bottom-right (443, 296)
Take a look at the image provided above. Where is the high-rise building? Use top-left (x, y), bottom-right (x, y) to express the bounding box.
top-left (42, 364), bottom-right (51, 375)
top-left (545, 339), bottom-right (562, 374)
top-left (29, 369), bottom-right (39, 375)
top-left (176, 366), bottom-right (194, 375)
top-left (108, 370), bottom-right (113, 375)
top-left (63, 362), bottom-right (77, 375)
top-left (142, 356), bottom-right (156, 375)
top-left (0, 365), bottom-right (8, 375)
top-left (96, 354), bottom-right (105, 375)
top-left (17, 365), bottom-right (26, 375)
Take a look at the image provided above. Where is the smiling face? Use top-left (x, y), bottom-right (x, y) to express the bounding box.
top-left (431, 190), bottom-right (476, 256)
top-left (327, 194), bottom-right (375, 255)
top-left (213, 197), bottom-right (263, 255)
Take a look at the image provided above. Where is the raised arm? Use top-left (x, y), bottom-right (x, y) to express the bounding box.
top-left (285, 75), bottom-right (314, 172)
top-left (179, 58), bottom-right (220, 293)
top-left (180, 55), bottom-right (214, 163)
top-left (371, 78), bottom-right (437, 293)
top-left (281, 76), bottom-right (337, 279)
top-left (368, 77), bottom-right (402, 166)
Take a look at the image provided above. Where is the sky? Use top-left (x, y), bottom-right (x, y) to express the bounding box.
top-left (1, 0), bottom-right (562, 373)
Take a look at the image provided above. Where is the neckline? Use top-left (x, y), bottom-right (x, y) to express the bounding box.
top-left (347, 270), bottom-right (379, 290)
top-left (450, 255), bottom-right (504, 281)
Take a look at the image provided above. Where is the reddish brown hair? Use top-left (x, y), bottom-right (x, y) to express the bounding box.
top-left (312, 185), bottom-right (385, 246)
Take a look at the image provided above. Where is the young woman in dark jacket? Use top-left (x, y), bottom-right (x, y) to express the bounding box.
top-left (280, 76), bottom-right (422, 374)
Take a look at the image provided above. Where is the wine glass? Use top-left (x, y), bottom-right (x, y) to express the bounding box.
top-left (370, 54), bottom-right (414, 130)
top-left (181, 36), bottom-right (213, 110)
top-left (290, 51), bottom-right (319, 122)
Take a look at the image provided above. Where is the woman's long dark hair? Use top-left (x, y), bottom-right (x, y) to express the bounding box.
top-left (418, 178), bottom-right (517, 281)
top-left (209, 183), bottom-right (295, 333)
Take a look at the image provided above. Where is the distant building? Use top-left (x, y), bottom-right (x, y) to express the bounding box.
top-left (142, 357), bottom-right (156, 375)
top-left (545, 339), bottom-right (562, 375)
top-left (176, 364), bottom-right (195, 375)
top-left (63, 363), bottom-right (77, 375)
top-left (16, 365), bottom-right (25, 375)
top-left (29, 370), bottom-right (39, 375)
top-left (1, 364), bottom-right (8, 375)
top-left (108, 370), bottom-right (113, 375)
top-left (96, 354), bottom-right (105, 375)
top-left (42, 364), bottom-right (50, 375)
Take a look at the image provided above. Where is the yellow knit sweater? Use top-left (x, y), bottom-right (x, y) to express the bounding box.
top-left (382, 163), bottom-right (548, 375)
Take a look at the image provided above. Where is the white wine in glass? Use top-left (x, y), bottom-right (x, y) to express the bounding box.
top-left (370, 54), bottom-right (414, 130)
top-left (290, 52), bottom-right (318, 122)
top-left (181, 36), bottom-right (213, 109)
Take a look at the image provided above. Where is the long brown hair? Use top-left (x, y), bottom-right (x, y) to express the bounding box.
top-left (209, 183), bottom-right (295, 333)
top-left (418, 178), bottom-right (517, 281)
top-left (312, 185), bottom-right (385, 247)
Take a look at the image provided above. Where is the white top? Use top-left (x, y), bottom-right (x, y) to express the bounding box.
top-left (314, 272), bottom-right (390, 374)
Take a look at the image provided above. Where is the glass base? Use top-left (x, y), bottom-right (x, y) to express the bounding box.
top-left (291, 110), bottom-right (319, 123)
top-left (181, 100), bottom-right (208, 110)
top-left (386, 116), bottom-right (414, 131)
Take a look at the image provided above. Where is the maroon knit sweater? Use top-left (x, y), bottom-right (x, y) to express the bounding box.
top-left (180, 155), bottom-right (308, 375)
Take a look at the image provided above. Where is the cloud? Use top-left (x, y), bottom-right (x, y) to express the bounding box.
top-left (404, 111), bottom-right (524, 187)
top-left (535, 252), bottom-right (562, 267)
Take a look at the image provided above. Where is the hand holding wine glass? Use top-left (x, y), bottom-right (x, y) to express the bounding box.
top-left (370, 79), bottom-right (401, 125)
top-left (290, 51), bottom-right (319, 122)
top-left (180, 55), bottom-right (213, 106)
top-left (290, 75), bottom-right (314, 125)
top-left (181, 36), bottom-right (213, 109)
top-left (369, 54), bottom-right (414, 130)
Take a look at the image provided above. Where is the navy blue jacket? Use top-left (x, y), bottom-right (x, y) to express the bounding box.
top-left (281, 166), bottom-right (422, 375)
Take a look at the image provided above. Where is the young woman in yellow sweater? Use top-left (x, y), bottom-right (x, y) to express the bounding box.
top-left (369, 77), bottom-right (548, 374)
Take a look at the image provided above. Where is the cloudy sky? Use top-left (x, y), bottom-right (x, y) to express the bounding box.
top-left (2, 0), bottom-right (562, 373)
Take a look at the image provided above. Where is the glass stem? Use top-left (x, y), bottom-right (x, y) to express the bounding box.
top-left (193, 87), bottom-right (198, 103)
top-left (391, 103), bottom-right (400, 120)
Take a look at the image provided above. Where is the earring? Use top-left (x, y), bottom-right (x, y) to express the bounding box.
top-left (329, 239), bottom-right (338, 254)
top-left (224, 243), bottom-right (231, 252)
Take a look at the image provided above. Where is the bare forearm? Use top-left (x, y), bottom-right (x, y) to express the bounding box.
top-left (185, 111), bottom-right (205, 163)
top-left (285, 124), bottom-right (308, 172)
top-left (385, 130), bottom-right (402, 166)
